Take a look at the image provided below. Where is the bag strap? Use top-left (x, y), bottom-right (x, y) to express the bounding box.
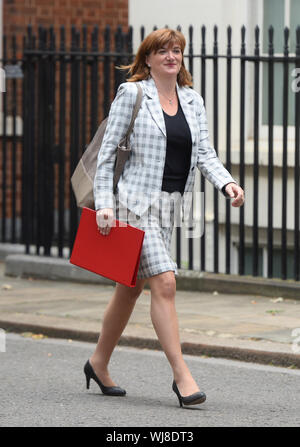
top-left (113, 83), bottom-right (143, 192)
top-left (123, 83), bottom-right (143, 139)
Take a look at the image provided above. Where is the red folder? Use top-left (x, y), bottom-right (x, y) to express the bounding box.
top-left (70, 207), bottom-right (145, 287)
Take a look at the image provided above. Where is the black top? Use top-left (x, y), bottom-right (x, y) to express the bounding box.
top-left (161, 102), bottom-right (192, 194)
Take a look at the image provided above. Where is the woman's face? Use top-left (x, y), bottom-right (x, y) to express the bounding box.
top-left (146, 42), bottom-right (183, 79)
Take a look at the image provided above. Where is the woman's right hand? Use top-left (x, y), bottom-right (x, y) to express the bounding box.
top-left (96, 208), bottom-right (115, 236)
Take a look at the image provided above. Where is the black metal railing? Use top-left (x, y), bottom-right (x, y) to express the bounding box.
top-left (1, 24), bottom-right (300, 281)
top-left (0, 34), bottom-right (23, 246)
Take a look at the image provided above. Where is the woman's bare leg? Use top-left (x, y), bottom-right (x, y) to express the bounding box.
top-left (148, 271), bottom-right (200, 396)
top-left (89, 278), bottom-right (146, 386)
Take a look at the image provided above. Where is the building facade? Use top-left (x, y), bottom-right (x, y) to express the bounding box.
top-left (1, 0), bottom-right (299, 279)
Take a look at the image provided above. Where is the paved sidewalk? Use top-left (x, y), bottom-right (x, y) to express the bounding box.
top-left (1, 261), bottom-right (300, 368)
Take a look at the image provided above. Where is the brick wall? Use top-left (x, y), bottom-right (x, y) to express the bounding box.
top-left (1, 0), bottom-right (128, 230)
top-left (4, 0), bottom-right (128, 55)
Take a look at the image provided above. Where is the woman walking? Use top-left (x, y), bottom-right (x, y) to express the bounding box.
top-left (84, 28), bottom-right (244, 407)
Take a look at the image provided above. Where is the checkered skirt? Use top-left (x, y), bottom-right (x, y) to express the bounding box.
top-left (115, 192), bottom-right (180, 279)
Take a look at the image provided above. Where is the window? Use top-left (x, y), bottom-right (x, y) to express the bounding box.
top-left (243, 246), bottom-right (294, 279)
top-left (262, 0), bottom-right (300, 126)
top-left (244, 247), bottom-right (264, 277)
top-left (271, 248), bottom-right (295, 279)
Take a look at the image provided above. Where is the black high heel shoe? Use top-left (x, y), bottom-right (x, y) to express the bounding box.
top-left (172, 381), bottom-right (206, 407)
top-left (84, 360), bottom-right (126, 396)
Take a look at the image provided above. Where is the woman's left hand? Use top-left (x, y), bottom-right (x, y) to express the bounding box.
top-left (225, 183), bottom-right (245, 207)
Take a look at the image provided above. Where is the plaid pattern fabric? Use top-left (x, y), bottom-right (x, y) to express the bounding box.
top-left (94, 77), bottom-right (236, 216)
top-left (115, 192), bottom-right (179, 278)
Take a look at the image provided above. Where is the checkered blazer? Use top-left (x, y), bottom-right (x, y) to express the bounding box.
top-left (94, 77), bottom-right (236, 216)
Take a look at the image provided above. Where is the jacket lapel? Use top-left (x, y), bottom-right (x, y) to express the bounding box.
top-left (142, 78), bottom-right (166, 137)
top-left (176, 84), bottom-right (197, 146)
top-left (141, 78), bottom-right (198, 166)
top-left (176, 84), bottom-right (198, 167)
